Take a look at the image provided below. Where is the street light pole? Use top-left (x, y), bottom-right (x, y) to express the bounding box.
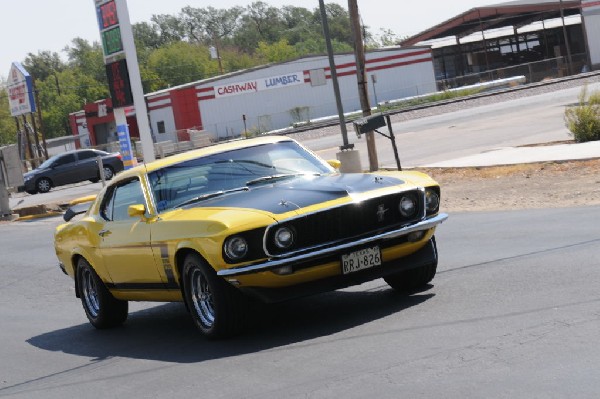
top-left (318, 0), bottom-right (352, 150)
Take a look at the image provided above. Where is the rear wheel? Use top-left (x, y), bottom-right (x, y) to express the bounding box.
top-left (36, 177), bottom-right (52, 193)
top-left (182, 253), bottom-right (247, 339)
top-left (76, 258), bottom-right (128, 329)
top-left (102, 165), bottom-right (114, 180)
top-left (384, 237), bottom-right (438, 291)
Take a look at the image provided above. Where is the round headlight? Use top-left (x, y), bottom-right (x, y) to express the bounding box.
top-left (426, 189), bottom-right (440, 212)
top-left (274, 227), bottom-right (295, 249)
top-left (224, 236), bottom-right (248, 260)
top-left (399, 195), bottom-right (417, 217)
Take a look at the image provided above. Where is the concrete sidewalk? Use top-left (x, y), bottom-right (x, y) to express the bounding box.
top-left (421, 140), bottom-right (600, 168)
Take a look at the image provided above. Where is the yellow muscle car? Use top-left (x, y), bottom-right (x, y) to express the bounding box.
top-left (54, 136), bottom-right (447, 338)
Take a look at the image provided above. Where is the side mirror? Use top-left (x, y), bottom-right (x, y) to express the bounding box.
top-left (327, 159), bottom-right (341, 169)
top-left (63, 202), bottom-right (91, 222)
top-left (128, 204), bottom-right (146, 218)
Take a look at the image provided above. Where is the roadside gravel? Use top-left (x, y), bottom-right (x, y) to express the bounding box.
top-left (418, 158), bottom-right (600, 212)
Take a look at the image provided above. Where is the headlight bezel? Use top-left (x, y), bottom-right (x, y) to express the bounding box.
top-left (223, 235), bottom-right (249, 261)
top-left (399, 194), bottom-right (418, 218)
top-left (425, 187), bottom-right (441, 215)
top-left (273, 226), bottom-right (295, 249)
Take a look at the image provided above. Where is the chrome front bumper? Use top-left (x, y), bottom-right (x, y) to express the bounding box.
top-left (217, 213), bottom-right (448, 277)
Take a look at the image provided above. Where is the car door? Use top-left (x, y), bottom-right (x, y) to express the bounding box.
top-left (75, 150), bottom-right (102, 181)
top-left (97, 177), bottom-right (163, 289)
top-left (49, 153), bottom-right (78, 186)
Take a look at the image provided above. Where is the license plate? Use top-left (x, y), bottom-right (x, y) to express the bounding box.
top-left (341, 246), bottom-right (382, 274)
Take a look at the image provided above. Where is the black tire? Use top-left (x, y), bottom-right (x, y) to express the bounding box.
top-left (36, 177), bottom-right (52, 193)
top-left (76, 258), bottom-right (128, 329)
top-left (182, 253), bottom-right (247, 339)
top-left (25, 189), bottom-right (37, 195)
top-left (384, 237), bottom-right (438, 292)
top-left (89, 178), bottom-right (100, 183)
top-left (102, 165), bottom-right (114, 180)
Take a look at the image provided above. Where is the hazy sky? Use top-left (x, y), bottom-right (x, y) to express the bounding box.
top-left (1, 0), bottom-right (493, 79)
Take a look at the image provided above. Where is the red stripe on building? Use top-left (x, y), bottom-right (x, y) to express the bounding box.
top-left (582, 1), bottom-right (600, 8)
top-left (367, 57), bottom-right (434, 72)
top-left (324, 56), bottom-right (432, 79)
top-left (322, 50), bottom-right (432, 72)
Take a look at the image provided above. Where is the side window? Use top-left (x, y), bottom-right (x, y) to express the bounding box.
top-left (78, 151), bottom-right (99, 161)
top-left (54, 154), bottom-right (76, 167)
top-left (100, 179), bottom-right (145, 221)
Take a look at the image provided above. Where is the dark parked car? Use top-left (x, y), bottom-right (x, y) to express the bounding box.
top-left (23, 149), bottom-right (124, 194)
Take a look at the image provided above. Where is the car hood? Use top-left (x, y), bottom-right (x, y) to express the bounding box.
top-left (23, 170), bottom-right (40, 178)
top-left (183, 173), bottom-right (408, 215)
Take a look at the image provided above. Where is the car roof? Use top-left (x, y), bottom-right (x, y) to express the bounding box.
top-left (56, 148), bottom-right (106, 156)
top-left (115, 135), bottom-right (295, 181)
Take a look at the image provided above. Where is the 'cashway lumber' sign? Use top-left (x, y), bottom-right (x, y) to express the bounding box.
top-left (214, 72), bottom-right (304, 98)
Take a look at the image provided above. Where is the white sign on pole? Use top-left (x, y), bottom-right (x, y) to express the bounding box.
top-left (7, 62), bottom-right (36, 117)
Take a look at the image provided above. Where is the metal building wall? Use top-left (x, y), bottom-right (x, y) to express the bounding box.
top-left (582, 0), bottom-right (600, 68)
top-left (147, 93), bottom-right (177, 142)
top-left (193, 47), bottom-right (435, 141)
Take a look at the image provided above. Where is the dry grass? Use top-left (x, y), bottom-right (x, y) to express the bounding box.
top-left (413, 159), bottom-right (600, 212)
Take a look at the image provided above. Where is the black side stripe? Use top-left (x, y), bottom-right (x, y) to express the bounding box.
top-left (159, 244), bottom-right (177, 285)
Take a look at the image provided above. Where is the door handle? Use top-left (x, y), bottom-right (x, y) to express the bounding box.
top-left (98, 229), bottom-right (111, 237)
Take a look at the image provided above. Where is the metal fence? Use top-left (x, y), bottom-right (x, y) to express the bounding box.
top-left (436, 54), bottom-right (588, 90)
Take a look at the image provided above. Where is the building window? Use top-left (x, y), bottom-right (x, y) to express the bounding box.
top-left (157, 121), bottom-right (166, 134)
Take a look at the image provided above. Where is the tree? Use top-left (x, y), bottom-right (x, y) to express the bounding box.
top-left (179, 6), bottom-right (243, 44)
top-left (22, 51), bottom-right (66, 82)
top-left (315, 3), bottom-right (353, 45)
top-left (234, 2), bottom-right (285, 51)
top-left (64, 38), bottom-right (106, 84)
top-left (257, 39), bottom-right (298, 63)
top-left (133, 22), bottom-right (165, 50)
top-left (150, 14), bottom-right (186, 44)
top-left (147, 42), bottom-right (218, 88)
top-left (0, 78), bottom-right (17, 145)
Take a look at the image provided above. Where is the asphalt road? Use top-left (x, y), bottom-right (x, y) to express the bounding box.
top-left (1, 207), bottom-right (599, 398)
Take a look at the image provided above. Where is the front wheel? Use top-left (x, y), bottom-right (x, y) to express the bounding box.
top-left (182, 253), bottom-right (247, 339)
top-left (384, 237), bottom-right (438, 291)
top-left (76, 258), bottom-right (128, 329)
top-left (36, 177), bottom-right (52, 193)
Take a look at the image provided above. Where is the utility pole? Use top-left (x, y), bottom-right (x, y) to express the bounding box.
top-left (348, 0), bottom-right (378, 171)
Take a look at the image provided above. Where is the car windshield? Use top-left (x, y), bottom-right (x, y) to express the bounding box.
top-left (148, 140), bottom-right (333, 213)
top-left (38, 154), bottom-right (61, 169)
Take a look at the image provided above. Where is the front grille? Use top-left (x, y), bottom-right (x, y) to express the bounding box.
top-left (265, 189), bottom-right (424, 256)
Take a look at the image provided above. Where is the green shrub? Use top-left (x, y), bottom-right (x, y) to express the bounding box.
top-left (564, 86), bottom-right (600, 142)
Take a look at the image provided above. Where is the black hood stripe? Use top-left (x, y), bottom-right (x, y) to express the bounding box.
top-left (185, 174), bottom-right (405, 214)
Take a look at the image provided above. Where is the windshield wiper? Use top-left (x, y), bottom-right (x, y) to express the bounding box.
top-left (173, 187), bottom-right (249, 208)
top-left (246, 173), bottom-right (320, 186)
